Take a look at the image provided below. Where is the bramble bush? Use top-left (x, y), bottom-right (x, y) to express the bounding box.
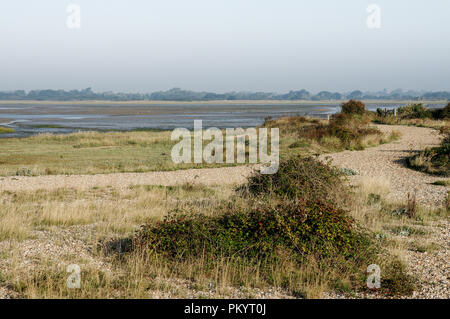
top-left (244, 156), bottom-right (346, 204)
top-left (133, 198), bottom-right (370, 261)
top-left (133, 157), bottom-right (367, 263)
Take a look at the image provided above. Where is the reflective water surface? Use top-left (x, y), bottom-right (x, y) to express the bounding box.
top-left (0, 102), bottom-right (445, 138)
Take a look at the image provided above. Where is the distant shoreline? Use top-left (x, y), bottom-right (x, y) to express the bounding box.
top-left (0, 99), bottom-right (447, 105)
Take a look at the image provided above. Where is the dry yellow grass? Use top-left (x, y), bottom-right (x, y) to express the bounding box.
top-left (0, 183), bottom-right (226, 241)
top-left (0, 182), bottom-right (331, 298)
top-left (347, 176), bottom-right (448, 266)
top-left (1, 171), bottom-right (439, 299)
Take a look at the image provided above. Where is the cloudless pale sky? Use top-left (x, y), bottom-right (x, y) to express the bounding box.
top-left (0, 0), bottom-right (449, 93)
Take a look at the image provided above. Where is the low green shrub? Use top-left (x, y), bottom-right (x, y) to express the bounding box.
top-left (244, 156), bottom-right (347, 204)
top-left (341, 100), bottom-right (366, 116)
top-left (381, 260), bottom-right (416, 296)
top-left (432, 180), bottom-right (450, 186)
top-left (264, 101), bottom-right (383, 152)
top-left (407, 126), bottom-right (449, 176)
top-left (432, 102), bottom-right (450, 120)
top-left (0, 126), bottom-right (15, 134)
top-left (398, 104), bottom-right (433, 119)
top-left (302, 102), bottom-right (380, 150)
top-left (133, 199), bottom-right (370, 261)
top-left (375, 103), bottom-right (450, 124)
top-left (340, 168), bottom-right (358, 176)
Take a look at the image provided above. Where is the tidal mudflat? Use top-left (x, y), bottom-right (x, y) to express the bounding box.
top-left (0, 100), bottom-right (446, 138)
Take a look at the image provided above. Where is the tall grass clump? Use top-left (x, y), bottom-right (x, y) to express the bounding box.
top-left (0, 126), bottom-right (15, 134)
top-left (407, 126), bottom-right (449, 176)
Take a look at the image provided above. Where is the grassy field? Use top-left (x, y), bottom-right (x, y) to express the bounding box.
top-left (0, 131), bottom-right (229, 176)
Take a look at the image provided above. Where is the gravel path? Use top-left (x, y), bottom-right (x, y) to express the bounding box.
top-left (320, 125), bottom-right (448, 206)
top-left (405, 220), bottom-right (449, 299)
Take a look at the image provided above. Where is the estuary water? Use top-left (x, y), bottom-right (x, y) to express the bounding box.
top-left (0, 102), bottom-right (446, 138)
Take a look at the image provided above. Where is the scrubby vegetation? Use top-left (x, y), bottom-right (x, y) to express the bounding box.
top-left (432, 180), bottom-right (450, 187)
top-left (134, 199), bottom-right (368, 260)
top-left (341, 99), bottom-right (366, 115)
top-left (0, 126), bottom-right (15, 134)
top-left (0, 100), bottom-right (399, 177)
top-left (130, 156), bottom-right (414, 297)
top-left (374, 103), bottom-right (450, 127)
top-left (264, 100), bottom-right (398, 154)
top-left (370, 102), bottom-right (450, 176)
top-left (244, 156), bottom-right (346, 204)
top-left (407, 126), bottom-right (449, 176)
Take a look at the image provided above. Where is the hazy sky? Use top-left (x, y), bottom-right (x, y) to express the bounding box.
top-left (0, 0), bottom-right (449, 93)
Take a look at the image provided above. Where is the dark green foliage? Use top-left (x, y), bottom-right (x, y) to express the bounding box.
top-left (288, 141), bottom-right (310, 149)
top-left (133, 199), bottom-right (369, 261)
top-left (381, 260), bottom-right (415, 296)
top-left (133, 157), bottom-right (365, 263)
top-left (375, 103), bottom-right (450, 122)
top-left (432, 180), bottom-right (450, 186)
top-left (398, 104), bottom-right (432, 119)
top-left (245, 156), bottom-right (346, 203)
top-left (432, 102), bottom-right (450, 119)
top-left (133, 156), bottom-right (366, 263)
top-left (341, 100), bottom-right (366, 115)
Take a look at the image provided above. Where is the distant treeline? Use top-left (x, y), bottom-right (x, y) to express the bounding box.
top-left (0, 87), bottom-right (449, 101)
